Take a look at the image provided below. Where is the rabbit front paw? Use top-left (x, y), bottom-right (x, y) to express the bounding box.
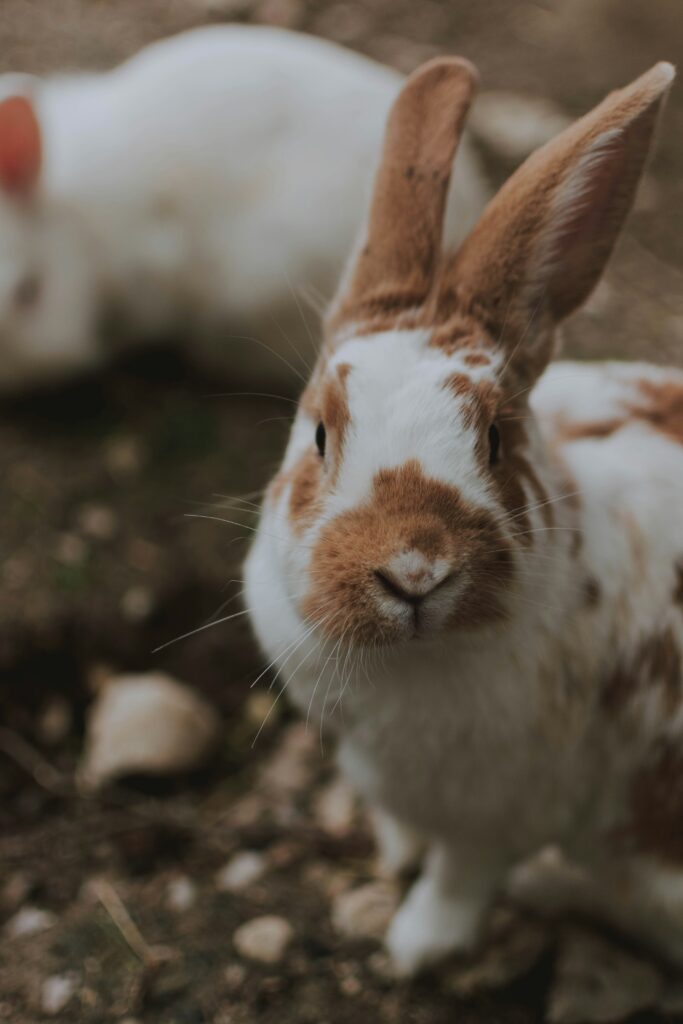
top-left (385, 874), bottom-right (484, 976)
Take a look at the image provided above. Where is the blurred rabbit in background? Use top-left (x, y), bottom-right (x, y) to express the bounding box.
top-left (0, 25), bottom-right (489, 392)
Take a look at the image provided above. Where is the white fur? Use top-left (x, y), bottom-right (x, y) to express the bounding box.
top-left (246, 339), bottom-right (683, 972)
top-left (0, 26), bottom-right (488, 390)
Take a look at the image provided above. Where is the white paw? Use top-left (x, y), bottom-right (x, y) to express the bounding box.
top-left (372, 810), bottom-right (424, 878)
top-left (385, 877), bottom-right (483, 976)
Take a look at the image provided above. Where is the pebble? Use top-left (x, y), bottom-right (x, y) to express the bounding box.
top-left (312, 777), bottom-right (356, 836)
top-left (77, 503), bottom-right (118, 541)
top-left (120, 585), bottom-right (154, 623)
top-left (223, 963), bottom-right (247, 993)
top-left (331, 881), bottom-right (399, 940)
top-left (259, 723), bottom-right (316, 796)
top-left (233, 915), bottom-right (293, 963)
top-left (6, 906), bottom-right (57, 938)
top-left (37, 697), bottom-right (72, 746)
top-left (41, 974), bottom-right (76, 1016)
top-left (105, 436), bottom-right (142, 478)
top-left (78, 671), bottom-right (220, 789)
top-left (166, 875), bottom-right (198, 912)
top-left (54, 533), bottom-right (87, 566)
top-left (216, 851), bottom-right (267, 893)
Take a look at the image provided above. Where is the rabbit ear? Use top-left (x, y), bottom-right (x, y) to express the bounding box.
top-left (329, 57), bottom-right (478, 334)
top-left (0, 96), bottom-right (42, 197)
top-left (442, 62), bottom-right (675, 383)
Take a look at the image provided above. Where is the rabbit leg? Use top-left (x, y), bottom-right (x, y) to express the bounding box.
top-left (371, 807), bottom-right (426, 877)
top-left (385, 841), bottom-right (506, 976)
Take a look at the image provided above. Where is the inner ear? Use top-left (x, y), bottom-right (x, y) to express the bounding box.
top-left (0, 95), bottom-right (42, 197)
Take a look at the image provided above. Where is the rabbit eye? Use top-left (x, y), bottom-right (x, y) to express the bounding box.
top-left (488, 423), bottom-right (501, 466)
top-left (315, 422), bottom-right (326, 458)
top-left (14, 272), bottom-right (41, 310)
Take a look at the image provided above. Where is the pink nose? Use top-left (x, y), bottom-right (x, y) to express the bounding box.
top-left (374, 550), bottom-right (453, 606)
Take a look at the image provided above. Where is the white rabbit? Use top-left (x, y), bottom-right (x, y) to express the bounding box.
top-left (244, 56), bottom-right (683, 977)
top-left (0, 25), bottom-right (487, 391)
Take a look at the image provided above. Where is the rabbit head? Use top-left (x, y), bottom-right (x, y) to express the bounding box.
top-left (0, 86), bottom-right (99, 389)
top-left (248, 57), bottom-right (674, 648)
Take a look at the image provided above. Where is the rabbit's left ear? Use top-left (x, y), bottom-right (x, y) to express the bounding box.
top-left (329, 56), bottom-right (478, 334)
top-left (443, 62), bottom-right (675, 383)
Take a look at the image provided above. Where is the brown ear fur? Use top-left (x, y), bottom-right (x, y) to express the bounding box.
top-left (0, 96), bottom-right (41, 197)
top-left (440, 62), bottom-right (674, 376)
top-left (329, 57), bottom-right (478, 333)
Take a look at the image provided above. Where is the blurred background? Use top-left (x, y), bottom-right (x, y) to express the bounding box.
top-left (1, 2), bottom-right (681, 1022)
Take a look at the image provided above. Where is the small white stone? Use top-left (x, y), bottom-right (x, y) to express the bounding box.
top-left (54, 533), bottom-right (87, 566)
top-left (313, 777), bottom-right (356, 837)
top-left (41, 974), bottom-right (76, 1016)
top-left (216, 851), bottom-right (267, 893)
top-left (77, 503), bottom-right (117, 541)
top-left (37, 697), bottom-right (72, 746)
top-left (78, 671), bottom-right (220, 790)
top-left (166, 875), bottom-right (197, 913)
top-left (331, 881), bottom-right (399, 940)
top-left (6, 906), bottom-right (56, 937)
top-left (120, 585), bottom-right (154, 623)
top-left (233, 915), bottom-right (293, 963)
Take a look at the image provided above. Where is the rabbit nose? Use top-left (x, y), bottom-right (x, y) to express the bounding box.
top-left (374, 551), bottom-right (454, 606)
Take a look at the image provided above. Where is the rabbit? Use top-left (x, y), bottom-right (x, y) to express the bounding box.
top-left (0, 25), bottom-right (488, 392)
top-left (244, 55), bottom-right (683, 977)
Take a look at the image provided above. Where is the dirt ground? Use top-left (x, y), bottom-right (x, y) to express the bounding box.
top-left (1, 2), bottom-right (683, 1022)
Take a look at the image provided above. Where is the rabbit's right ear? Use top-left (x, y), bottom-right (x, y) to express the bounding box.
top-left (0, 96), bottom-right (42, 197)
top-left (329, 57), bottom-right (478, 334)
top-left (442, 62), bottom-right (675, 386)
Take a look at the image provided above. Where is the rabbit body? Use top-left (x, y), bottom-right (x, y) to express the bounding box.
top-left (0, 26), bottom-right (487, 389)
top-left (244, 57), bottom-right (682, 974)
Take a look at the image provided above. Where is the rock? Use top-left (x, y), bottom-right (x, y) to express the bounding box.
top-left (258, 723), bottom-right (316, 797)
top-left (41, 974), bottom-right (77, 1015)
top-left (331, 881), bottom-right (399, 941)
top-left (223, 963), bottom-right (248, 992)
top-left (166, 875), bottom-right (197, 913)
top-left (548, 927), bottom-right (662, 1023)
top-left (77, 503), bottom-right (117, 540)
top-left (78, 671), bottom-right (220, 790)
top-left (216, 851), bottom-right (267, 893)
top-left (470, 91), bottom-right (572, 164)
top-left (243, 691), bottom-right (282, 732)
top-left (312, 777), bottom-right (356, 837)
top-left (120, 585), bottom-right (154, 623)
top-left (54, 532), bottom-right (87, 566)
top-left (233, 915), bottom-right (294, 964)
top-left (6, 906), bottom-right (56, 937)
top-left (37, 697), bottom-right (72, 746)
top-left (105, 436), bottom-right (142, 478)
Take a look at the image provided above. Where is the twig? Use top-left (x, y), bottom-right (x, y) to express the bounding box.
top-left (0, 726), bottom-right (70, 795)
top-left (92, 878), bottom-right (173, 968)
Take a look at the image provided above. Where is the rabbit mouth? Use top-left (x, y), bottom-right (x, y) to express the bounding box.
top-left (300, 461), bottom-right (515, 646)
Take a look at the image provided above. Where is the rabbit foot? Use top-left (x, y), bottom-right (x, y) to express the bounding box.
top-left (385, 873), bottom-right (484, 976)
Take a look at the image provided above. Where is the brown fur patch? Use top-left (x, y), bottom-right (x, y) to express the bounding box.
top-left (463, 352), bottom-right (491, 367)
top-left (561, 418), bottom-right (625, 442)
top-left (495, 410), bottom-right (553, 542)
top-left (629, 741), bottom-right (683, 863)
top-left (288, 450), bottom-right (324, 534)
top-left (633, 379), bottom-right (683, 446)
top-left (602, 627), bottom-right (681, 714)
top-left (302, 459), bottom-right (514, 644)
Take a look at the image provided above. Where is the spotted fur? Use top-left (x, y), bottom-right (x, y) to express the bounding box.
top-left (245, 58), bottom-right (682, 973)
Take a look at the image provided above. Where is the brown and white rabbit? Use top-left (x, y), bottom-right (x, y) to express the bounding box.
top-left (0, 26), bottom-right (487, 391)
top-left (244, 57), bottom-right (682, 975)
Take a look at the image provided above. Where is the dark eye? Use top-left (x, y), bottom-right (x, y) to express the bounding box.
top-left (315, 422), bottom-right (326, 458)
top-left (488, 423), bottom-right (501, 466)
top-left (14, 272), bottom-right (41, 309)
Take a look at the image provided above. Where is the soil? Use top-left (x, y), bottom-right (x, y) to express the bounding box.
top-left (1, 2), bottom-right (682, 1022)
